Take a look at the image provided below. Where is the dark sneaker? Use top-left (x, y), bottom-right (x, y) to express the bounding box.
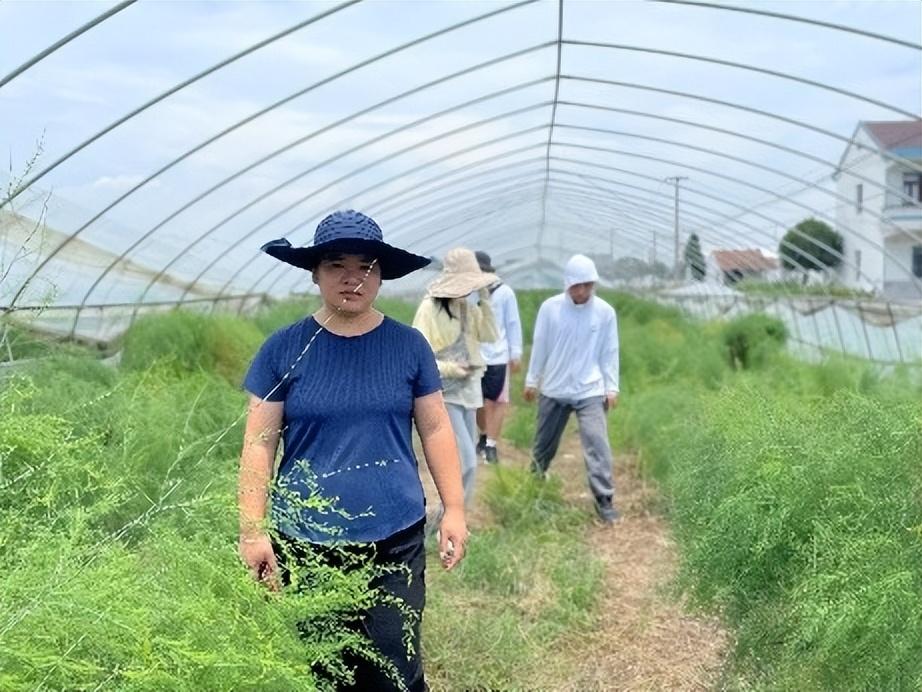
top-left (476, 434), bottom-right (487, 457)
top-left (530, 459), bottom-right (548, 479)
top-left (595, 499), bottom-right (620, 524)
top-left (484, 445), bottom-right (498, 464)
top-left (598, 507), bottom-right (620, 525)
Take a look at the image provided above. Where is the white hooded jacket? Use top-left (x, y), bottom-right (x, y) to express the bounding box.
top-left (525, 255), bottom-right (619, 400)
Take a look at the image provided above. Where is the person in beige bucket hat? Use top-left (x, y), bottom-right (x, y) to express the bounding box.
top-left (425, 246), bottom-right (498, 298)
top-left (413, 247), bottom-right (498, 511)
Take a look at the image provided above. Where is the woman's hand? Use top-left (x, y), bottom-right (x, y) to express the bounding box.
top-left (239, 533), bottom-right (279, 590)
top-left (238, 397), bottom-right (283, 590)
top-left (438, 508), bottom-right (468, 570)
top-left (440, 361), bottom-right (470, 379)
top-left (414, 392), bottom-right (468, 569)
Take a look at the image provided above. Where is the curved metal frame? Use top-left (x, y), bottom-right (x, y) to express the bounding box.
top-left (122, 81), bottom-right (922, 314)
top-left (551, 142), bottom-right (922, 284)
top-left (3, 0), bottom-right (920, 340)
top-left (237, 126), bottom-right (917, 303)
top-left (207, 137), bottom-right (555, 307)
top-left (550, 154), bottom-right (902, 287)
top-left (153, 99), bottom-right (554, 300)
top-left (563, 39), bottom-right (920, 120)
top-left (0, 1), bottom-right (137, 89)
top-left (372, 171), bottom-right (852, 282)
top-left (8, 0), bottom-right (541, 307)
top-left (73, 44), bottom-right (555, 304)
top-left (1, 0), bottom-right (363, 206)
top-left (650, 0), bottom-right (922, 51)
top-left (261, 167), bottom-right (854, 298)
top-left (559, 76), bottom-right (922, 176)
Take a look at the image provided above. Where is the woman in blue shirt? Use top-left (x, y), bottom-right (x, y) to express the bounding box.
top-left (238, 210), bottom-right (467, 691)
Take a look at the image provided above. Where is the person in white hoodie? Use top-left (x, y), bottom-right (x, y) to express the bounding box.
top-left (523, 254), bottom-right (620, 523)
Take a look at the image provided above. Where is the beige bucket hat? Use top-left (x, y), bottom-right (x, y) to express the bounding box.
top-left (426, 247), bottom-right (498, 299)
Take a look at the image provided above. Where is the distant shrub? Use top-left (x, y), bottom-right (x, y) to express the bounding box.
top-left (622, 318), bottom-right (685, 381)
top-left (0, 317), bottom-right (85, 360)
top-left (16, 355), bottom-right (118, 435)
top-left (736, 278), bottom-right (873, 299)
top-left (250, 296), bottom-right (416, 331)
top-left (97, 366), bottom-right (246, 537)
top-left (721, 313), bottom-right (787, 369)
top-left (620, 316), bottom-right (728, 392)
top-left (375, 297), bottom-right (417, 325)
top-left (251, 298), bottom-right (316, 335)
top-left (120, 311), bottom-right (264, 383)
top-left (615, 383), bottom-right (706, 480)
top-left (600, 290), bottom-right (684, 325)
top-left (514, 289), bottom-right (558, 345)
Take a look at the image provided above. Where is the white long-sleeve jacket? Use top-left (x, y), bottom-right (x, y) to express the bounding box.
top-left (525, 292), bottom-right (619, 400)
top-left (479, 282), bottom-right (523, 365)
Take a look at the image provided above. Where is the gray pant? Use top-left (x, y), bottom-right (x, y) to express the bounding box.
top-left (446, 403), bottom-right (478, 507)
top-left (532, 395), bottom-right (615, 508)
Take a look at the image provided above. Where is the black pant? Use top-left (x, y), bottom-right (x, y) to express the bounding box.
top-left (275, 520), bottom-right (427, 691)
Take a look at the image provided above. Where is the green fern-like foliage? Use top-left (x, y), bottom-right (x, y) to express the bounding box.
top-left (0, 361), bottom-right (379, 691)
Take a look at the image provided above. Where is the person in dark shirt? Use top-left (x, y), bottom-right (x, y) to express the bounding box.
top-left (238, 210), bottom-right (467, 691)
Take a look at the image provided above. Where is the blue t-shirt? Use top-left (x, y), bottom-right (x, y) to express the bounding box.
top-left (243, 316), bottom-right (442, 543)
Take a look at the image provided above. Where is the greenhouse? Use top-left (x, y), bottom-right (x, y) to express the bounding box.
top-left (1, 1), bottom-right (921, 690)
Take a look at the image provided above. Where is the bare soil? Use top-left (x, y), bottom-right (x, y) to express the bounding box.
top-left (420, 422), bottom-right (729, 691)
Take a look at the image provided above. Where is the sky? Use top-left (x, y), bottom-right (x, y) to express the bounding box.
top-left (0, 0), bottom-right (920, 315)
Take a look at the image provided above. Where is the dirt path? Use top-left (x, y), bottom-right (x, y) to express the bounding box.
top-left (538, 435), bottom-right (728, 690)
top-left (423, 423), bottom-right (728, 690)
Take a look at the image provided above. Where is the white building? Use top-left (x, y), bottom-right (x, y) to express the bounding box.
top-left (834, 121), bottom-right (922, 300)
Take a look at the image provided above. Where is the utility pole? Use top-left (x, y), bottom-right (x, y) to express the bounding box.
top-left (665, 176), bottom-right (688, 278)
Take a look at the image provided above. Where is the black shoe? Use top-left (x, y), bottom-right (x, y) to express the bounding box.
top-left (595, 499), bottom-right (619, 524)
top-left (476, 434), bottom-right (487, 456)
top-left (530, 459), bottom-right (548, 479)
top-left (484, 445), bottom-right (498, 464)
top-left (598, 508), bottom-right (620, 525)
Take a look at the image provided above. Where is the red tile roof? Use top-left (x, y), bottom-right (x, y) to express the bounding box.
top-left (863, 121), bottom-right (922, 151)
top-left (712, 249), bottom-right (778, 273)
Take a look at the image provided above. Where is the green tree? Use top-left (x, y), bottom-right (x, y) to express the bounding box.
top-left (650, 260), bottom-right (671, 279)
top-left (684, 233), bottom-right (706, 281)
top-left (608, 256), bottom-right (672, 281)
top-left (779, 218), bottom-right (843, 272)
top-left (610, 256), bottom-right (651, 280)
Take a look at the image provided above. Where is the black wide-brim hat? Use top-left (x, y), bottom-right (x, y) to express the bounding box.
top-left (260, 210), bottom-right (431, 280)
